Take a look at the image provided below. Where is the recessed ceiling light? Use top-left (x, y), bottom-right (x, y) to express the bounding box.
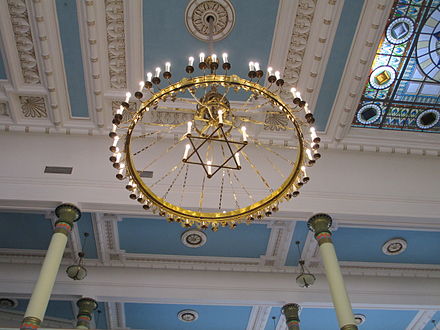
top-left (382, 238), bottom-right (407, 255)
top-left (177, 309), bottom-right (199, 322)
top-left (181, 229), bottom-right (207, 248)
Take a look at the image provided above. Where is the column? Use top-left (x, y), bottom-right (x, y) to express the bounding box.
top-left (76, 297), bottom-right (98, 329)
top-left (20, 204), bottom-right (81, 330)
top-left (307, 213), bottom-right (357, 330)
top-left (282, 303), bottom-right (300, 330)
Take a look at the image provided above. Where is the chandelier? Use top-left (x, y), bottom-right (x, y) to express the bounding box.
top-left (108, 6), bottom-right (320, 231)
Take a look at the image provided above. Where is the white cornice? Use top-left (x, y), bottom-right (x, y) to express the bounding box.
top-left (246, 305), bottom-right (272, 330)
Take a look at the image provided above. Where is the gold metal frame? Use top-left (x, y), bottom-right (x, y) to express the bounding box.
top-left (123, 74), bottom-right (305, 225)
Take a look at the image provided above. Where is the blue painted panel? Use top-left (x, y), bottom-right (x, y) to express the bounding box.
top-left (332, 227), bottom-right (440, 264)
top-left (0, 47), bottom-right (7, 80)
top-left (351, 309), bottom-right (418, 330)
top-left (264, 307), bottom-right (281, 330)
top-left (95, 301), bottom-right (109, 329)
top-left (285, 221), bottom-right (309, 266)
top-left (16, 299), bottom-right (74, 320)
top-left (299, 308), bottom-right (339, 329)
top-left (125, 303), bottom-right (251, 330)
top-left (314, 0), bottom-right (365, 130)
top-left (76, 212), bottom-right (98, 259)
top-left (143, 0), bottom-right (278, 100)
top-left (424, 311), bottom-right (440, 330)
top-left (0, 212), bottom-right (52, 250)
top-left (118, 217), bottom-right (270, 258)
top-left (55, 0), bottom-right (89, 117)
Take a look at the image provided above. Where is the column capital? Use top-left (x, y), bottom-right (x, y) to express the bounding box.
top-left (341, 324), bottom-right (358, 330)
top-left (282, 303), bottom-right (300, 329)
top-left (55, 203), bottom-right (81, 225)
top-left (20, 316), bottom-right (41, 329)
top-left (307, 213), bottom-right (332, 234)
top-left (76, 297), bottom-right (98, 329)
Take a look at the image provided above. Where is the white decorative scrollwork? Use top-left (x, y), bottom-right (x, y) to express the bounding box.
top-left (7, 0), bottom-right (41, 84)
top-left (105, 0), bottom-right (127, 89)
top-left (20, 96), bottom-right (47, 118)
top-left (283, 0), bottom-right (317, 86)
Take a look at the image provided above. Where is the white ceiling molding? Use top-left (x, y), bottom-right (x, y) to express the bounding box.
top-left (246, 305), bottom-right (272, 330)
top-left (405, 310), bottom-right (437, 330)
top-left (105, 301), bottom-right (127, 329)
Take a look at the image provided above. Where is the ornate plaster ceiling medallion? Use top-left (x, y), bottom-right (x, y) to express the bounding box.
top-left (181, 229), bottom-right (207, 248)
top-left (354, 314), bottom-right (366, 325)
top-left (0, 298), bottom-right (18, 309)
top-left (178, 309), bottom-right (199, 322)
top-left (382, 238), bottom-right (407, 255)
top-left (185, 0), bottom-right (235, 42)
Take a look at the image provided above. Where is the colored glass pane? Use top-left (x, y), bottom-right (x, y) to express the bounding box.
top-left (352, 0), bottom-right (440, 133)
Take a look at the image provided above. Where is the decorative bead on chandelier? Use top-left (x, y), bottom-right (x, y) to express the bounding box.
top-left (108, 2), bottom-right (320, 231)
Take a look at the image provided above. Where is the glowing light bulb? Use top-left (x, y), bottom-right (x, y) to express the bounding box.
top-left (248, 61), bottom-right (255, 71)
top-left (212, 54), bottom-right (217, 62)
top-left (241, 126), bottom-right (247, 142)
top-left (165, 62), bottom-right (171, 72)
top-left (111, 124), bottom-right (117, 133)
top-left (304, 104), bottom-right (311, 114)
top-left (234, 152), bottom-right (240, 167)
top-left (222, 53), bottom-right (228, 63)
top-left (254, 62), bottom-right (260, 71)
top-left (186, 121), bottom-right (193, 135)
top-left (116, 105), bottom-right (123, 115)
top-left (139, 81), bottom-right (145, 90)
top-left (183, 144), bottom-right (191, 160)
top-left (306, 148), bottom-right (313, 161)
top-left (267, 67), bottom-right (273, 75)
top-left (115, 152), bottom-right (121, 162)
top-left (296, 91), bottom-right (301, 99)
top-left (146, 72), bottom-right (152, 82)
top-left (290, 87), bottom-right (296, 96)
top-left (310, 127), bottom-right (317, 140)
top-left (112, 136), bottom-right (120, 147)
top-left (218, 110), bottom-right (223, 124)
top-left (125, 92), bottom-right (131, 103)
top-left (188, 56), bottom-right (194, 66)
top-left (207, 160), bottom-right (212, 175)
top-left (199, 52), bottom-right (205, 63)
top-left (275, 71), bottom-right (281, 80)
top-left (301, 165), bottom-right (307, 175)
top-left (155, 67), bottom-right (161, 77)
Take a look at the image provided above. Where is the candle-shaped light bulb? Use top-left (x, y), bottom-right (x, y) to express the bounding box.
top-left (290, 87), bottom-right (296, 95)
top-left (165, 62), bottom-right (171, 72)
top-left (188, 56), bottom-right (194, 66)
top-left (186, 121), bottom-right (193, 135)
top-left (155, 67), bottom-right (161, 77)
top-left (254, 62), bottom-right (260, 71)
top-left (310, 127), bottom-right (317, 140)
top-left (183, 144), bottom-right (191, 160)
top-left (306, 148), bottom-right (313, 160)
top-left (116, 105), bottom-right (124, 115)
top-left (241, 126), bottom-right (247, 142)
top-left (207, 160), bottom-right (212, 175)
top-left (304, 104), bottom-right (311, 114)
top-left (222, 52), bottom-right (228, 63)
top-left (296, 91), bottom-right (301, 99)
top-left (146, 72), bottom-right (152, 82)
top-left (125, 92), bottom-right (131, 103)
top-left (218, 110), bottom-right (223, 124)
top-left (268, 67), bottom-right (273, 75)
top-left (234, 152), bottom-right (240, 167)
top-left (139, 81), bottom-right (145, 90)
top-left (275, 71), bottom-right (281, 80)
top-left (111, 124), bottom-right (117, 133)
top-left (249, 61), bottom-right (255, 71)
top-left (212, 54), bottom-right (217, 62)
top-left (112, 135), bottom-right (120, 147)
top-left (301, 165), bottom-right (307, 175)
top-left (115, 152), bottom-right (121, 162)
top-left (199, 52), bottom-right (205, 63)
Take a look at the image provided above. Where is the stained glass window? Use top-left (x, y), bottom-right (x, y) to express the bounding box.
top-left (352, 0), bottom-right (440, 133)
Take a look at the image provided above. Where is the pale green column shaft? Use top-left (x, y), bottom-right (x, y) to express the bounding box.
top-left (318, 241), bottom-right (356, 328)
top-left (24, 232), bottom-right (68, 321)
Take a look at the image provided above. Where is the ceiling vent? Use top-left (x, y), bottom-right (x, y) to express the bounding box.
top-left (139, 171), bottom-right (153, 178)
top-left (44, 166), bottom-right (73, 174)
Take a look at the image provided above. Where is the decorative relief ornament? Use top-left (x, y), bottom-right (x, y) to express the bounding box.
top-left (382, 237), bottom-right (407, 255)
top-left (181, 229), bottom-right (207, 248)
top-left (20, 96), bottom-right (47, 118)
top-left (7, 0), bottom-right (40, 84)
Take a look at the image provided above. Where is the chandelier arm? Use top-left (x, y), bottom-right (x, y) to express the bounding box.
top-left (198, 175), bottom-right (206, 212)
top-left (140, 138), bottom-right (182, 172)
top-left (226, 169), bottom-right (240, 209)
top-left (240, 149), bottom-right (273, 192)
top-left (162, 163), bottom-right (186, 199)
top-left (179, 164), bottom-right (189, 207)
top-left (231, 171), bottom-right (254, 202)
top-left (250, 137), bottom-right (296, 165)
top-left (254, 143), bottom-right (286, 178)
top-left (218, 169), bottom-right (225, 210)
top-left (151, 164), bottom-right (180, 188)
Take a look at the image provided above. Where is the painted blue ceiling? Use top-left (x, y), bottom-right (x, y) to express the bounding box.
top-left (285, 221), bottom-right (309, 266)
top-left (118, 217), bottom-right (270, 258)
top-left (314, 0), bottom-right (365, 130)
top-left (424, 311), bottom-right (440, 330)
top-left (76, 212), bottom-right (98, 259)
top-left (55, 0), bottom-right (89, 118)
top-left (143, 0), bottom-right (279, 93)
top-left (125, 302), bottom-right (252, 330)
top-left (265, 307), bottom-right (418, 330)
top-left (0, 212), bottom-right (52, 250)
top-left (332, 227), bottom-right (440, 264)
